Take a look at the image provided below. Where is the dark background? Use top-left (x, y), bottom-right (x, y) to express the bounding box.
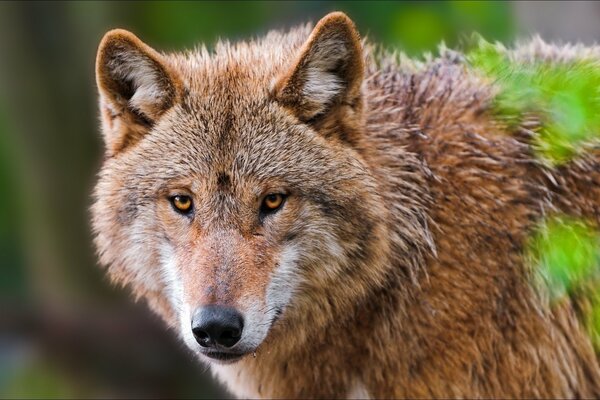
top-left (1, 1), bottom-right (599, 398)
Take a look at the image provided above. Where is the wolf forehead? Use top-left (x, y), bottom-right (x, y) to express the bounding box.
top-left (126, 31), bottom-right (339, 176)
top-left (134, 102), bottom-right (349, 187)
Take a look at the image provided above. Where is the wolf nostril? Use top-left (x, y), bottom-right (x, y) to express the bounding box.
top-left (192, 328), bottom-right (212, 347)
top-left (197, 331), bottom-right (209, 339)
top-left (191, 305), bottom-right (244, 349)
top-left (218, 327), bottom-right (242, 347)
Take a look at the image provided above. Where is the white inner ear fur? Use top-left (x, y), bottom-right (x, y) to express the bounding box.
top-left (106, 49), bottom-right (168, 116)
top-left (301, 37), bottom-right (350, 110)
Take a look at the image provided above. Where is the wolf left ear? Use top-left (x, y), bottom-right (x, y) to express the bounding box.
top-left (273, 12), bottom-right (364, 131)
top-left (95, 29), bottom-right (181, 155)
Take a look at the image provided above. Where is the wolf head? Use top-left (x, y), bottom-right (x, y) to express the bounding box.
top-left (92, 12), bottom-right (391, 364)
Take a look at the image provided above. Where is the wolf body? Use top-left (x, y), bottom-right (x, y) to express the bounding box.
top-left (92, 13), bottom-right (600, 398)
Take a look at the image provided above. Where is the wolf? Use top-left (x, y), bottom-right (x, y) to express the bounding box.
top-left (92, 11), bottom-right (600, 398)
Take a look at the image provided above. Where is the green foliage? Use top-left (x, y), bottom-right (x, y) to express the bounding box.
top-left (341, 1), bottom-right (513, 56)
top-left (528, 216), bottom-right (600, 349)
top-left (468, 38), bottom-right (600, 165)
top-left (529, 217), bottom-right (600, 299)
top-left (136, 1), bottom-right (277, 47)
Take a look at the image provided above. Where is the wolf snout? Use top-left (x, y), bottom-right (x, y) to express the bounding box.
top-left (191, 305), bottom-right (244, 349)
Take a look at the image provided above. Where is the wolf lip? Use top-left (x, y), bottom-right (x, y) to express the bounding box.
top-left (202, 351), bottom-right (246, 363)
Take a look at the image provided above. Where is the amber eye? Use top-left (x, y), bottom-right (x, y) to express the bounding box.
top-left (261, 193), bottom-right (286, 213)
top-left (171, 195), bottom-right (193, 214)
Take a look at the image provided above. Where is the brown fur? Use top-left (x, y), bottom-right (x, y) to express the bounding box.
top-left (92, 12), bottom-right (600, 398)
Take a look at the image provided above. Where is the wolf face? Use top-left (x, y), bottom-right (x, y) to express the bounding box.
top-left (92, 13), bottom-right (390, 364)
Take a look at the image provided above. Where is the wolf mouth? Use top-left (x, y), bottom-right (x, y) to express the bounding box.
top-left (202, 351), bottom-right (246, 364)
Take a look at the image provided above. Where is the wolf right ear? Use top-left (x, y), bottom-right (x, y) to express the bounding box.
top-left (272, 12), bottom-right (364, 135)
top-left (95, 29), bottom-right (181, 155)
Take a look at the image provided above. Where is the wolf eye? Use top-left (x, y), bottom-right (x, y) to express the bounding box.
top-left (261, 193), bottom-right (286, 214)
top-left (171, 195), bottom-right (193, 214)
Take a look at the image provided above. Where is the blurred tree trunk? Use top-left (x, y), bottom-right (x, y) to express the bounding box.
top-left (0, 2), bottom-right (109, 307)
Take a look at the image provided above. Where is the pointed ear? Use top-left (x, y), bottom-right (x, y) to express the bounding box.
top-left (95, 29), bottom-right (181, 155)
top-left (272, 12), bottom-right (364, 124)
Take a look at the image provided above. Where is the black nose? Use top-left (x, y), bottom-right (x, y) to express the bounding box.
top-left (191, 305), bottom-right (244, 348)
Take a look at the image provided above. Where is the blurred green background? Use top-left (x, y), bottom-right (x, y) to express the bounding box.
top-left (1, 1), bottom-right (599, 398)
